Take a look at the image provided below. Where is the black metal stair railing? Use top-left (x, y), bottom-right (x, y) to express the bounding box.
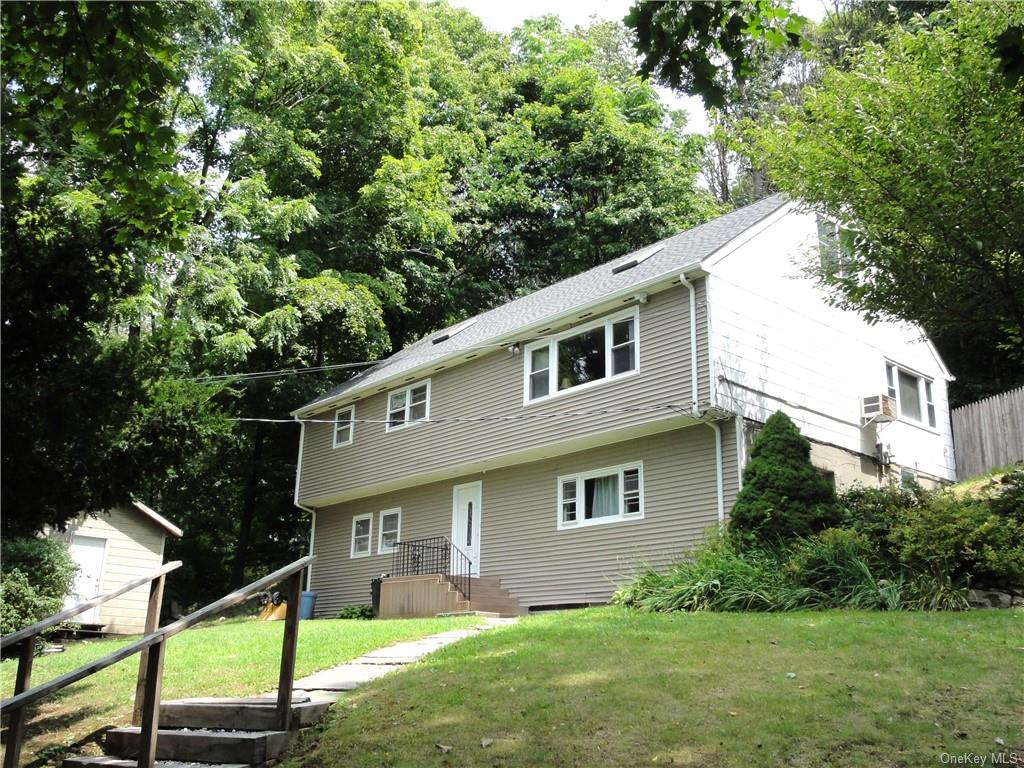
top-left (391, 536), bottom-right (472, 601)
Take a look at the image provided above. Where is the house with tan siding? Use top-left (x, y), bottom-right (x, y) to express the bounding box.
top-left (291, 195), bottom-right (955, 617)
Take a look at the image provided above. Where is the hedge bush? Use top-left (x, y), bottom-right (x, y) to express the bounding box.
top-left (0, 536), bottom-right (78, 636)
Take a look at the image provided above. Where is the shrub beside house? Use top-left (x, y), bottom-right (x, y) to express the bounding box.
top-left (614, 413), bottom-right (1024, 612)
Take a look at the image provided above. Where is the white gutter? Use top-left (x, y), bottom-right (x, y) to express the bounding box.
top-left (294, 260), bottom-right (703, 418)
top-left (293, 418), bottom-right (317, 591)
top-left (708, 421), bottom-right (726, 529)
top-left (678, 271), bottom-right (700, 412)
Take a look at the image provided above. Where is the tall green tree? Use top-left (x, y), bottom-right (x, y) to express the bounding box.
top-left (1, 1), bottom-right (213, 535)
top-left (751, 1), bottom-right (1024, 400)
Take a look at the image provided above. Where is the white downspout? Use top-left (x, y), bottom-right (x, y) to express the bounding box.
top-left (708, 421), bottom-right (725, 529)
top-left (678, 272), bottom-right (699, 414)
top-left (680, 270), bottom-right (725, 529)
top-left (294, 418), bottom-right (317, 591)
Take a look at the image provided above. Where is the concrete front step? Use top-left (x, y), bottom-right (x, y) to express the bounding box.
top-left (159, 697), bottom-right (330, 731)
top-left (65, 758), bottom-right (248, 768)
top-left (454, 600), bottom-right (521, 616)
top-left (104, 727), bottom-right (290, 764)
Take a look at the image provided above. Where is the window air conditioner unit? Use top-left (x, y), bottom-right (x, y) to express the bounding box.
top-left (861, 394), bottom-right (897, 426)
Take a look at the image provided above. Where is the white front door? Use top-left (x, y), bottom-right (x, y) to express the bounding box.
top-left (451, 481), bottom-right (482, 576)
top-left (65, 535), bottom-right (107, 623)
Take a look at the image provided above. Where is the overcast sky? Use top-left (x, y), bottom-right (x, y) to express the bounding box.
top-left (447, 0), bottom-right (829, 134)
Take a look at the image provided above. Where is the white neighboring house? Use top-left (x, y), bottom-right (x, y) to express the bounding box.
top-left (707, 203), bottom-right (956, 487)
top-left (52, 501), bottom-right (182, 634)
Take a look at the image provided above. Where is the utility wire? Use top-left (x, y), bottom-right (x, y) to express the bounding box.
top-left (228, 404), bottom-right (700, 425)
top-left (184, 340), bottom-right (517, 383)
top-left (181, 305), bottom-right (648, 383)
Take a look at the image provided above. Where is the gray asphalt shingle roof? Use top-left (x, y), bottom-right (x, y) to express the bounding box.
top-left (297, 193), bottom-right (789, 414)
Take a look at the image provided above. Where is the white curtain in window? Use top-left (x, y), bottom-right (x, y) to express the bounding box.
top-left (587, 475), bottom-right (619, 518)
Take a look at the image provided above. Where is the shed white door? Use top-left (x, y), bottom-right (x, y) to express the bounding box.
top-left (65, 535), bottom-right (107, 623)
top-left (451, 482), bottom-right (481, 576)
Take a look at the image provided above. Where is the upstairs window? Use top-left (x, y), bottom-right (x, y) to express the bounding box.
top-left (378, 509), bottom-right (401, 554)
top-left (351, 513), bottom-right (372, 558)
top-left (525, 309), bottom-right (639, 403)
top-left (557, 463), bottom-right (644, 530)
top-left (816, 215), bottom-right (855, 277)
top-left (387, 381), bottom-right (430, 431)
top-left (333, 406), bottom-right (354, 448)
top-left (886, 363), bottom-right (936, 428)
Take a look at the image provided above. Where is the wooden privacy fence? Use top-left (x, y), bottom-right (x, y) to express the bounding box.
top-left (951, 386), bottom-right (1024, 479)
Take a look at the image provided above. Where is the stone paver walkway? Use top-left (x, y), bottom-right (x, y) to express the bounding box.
top-left (275, 617), bottom-right (517, 703)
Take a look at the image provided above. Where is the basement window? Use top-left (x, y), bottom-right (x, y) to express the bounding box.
top-left (557, 462), bottom-right (644, 530)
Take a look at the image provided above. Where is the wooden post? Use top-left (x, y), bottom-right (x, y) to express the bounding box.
top-left (275, 571), bottom-right (303, 731)
top-left (3, 636), bottom-right (36, 768)
top-left (132, 574), bottom-right (166, 725)
top-left (136, 639), bottom-right (165, 768)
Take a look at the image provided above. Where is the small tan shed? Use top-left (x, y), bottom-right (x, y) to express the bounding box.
top-left (54, 501), bottom-right (182, 635)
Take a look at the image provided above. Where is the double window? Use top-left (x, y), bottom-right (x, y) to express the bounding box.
top-left (387, 380), bottom-right (430, 431)
top-left (525, 308), bottom-right (639, 403)
top-left (333, 406), bottom-right (354, 448)
top-left (557, 462), bottom-right (644, 530)
top-left (351, 513), bottom-right (372, 558)
top-left (886, 363), bottom-right (936, 428)
top-left (378, 509), bottom-right (401, 554)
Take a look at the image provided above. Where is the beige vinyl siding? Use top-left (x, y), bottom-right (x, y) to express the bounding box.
top-left (60, 507), bottom-right (167, 635)
top-left (310, 422), bottom-right (736, 614)
top-left (298, 280), bottom-right (710, 505)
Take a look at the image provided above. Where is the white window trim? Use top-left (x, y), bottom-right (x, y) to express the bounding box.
top-left (350, 513), bottom-right (373, 558)
top-left (556, 461), bottom-right (644, 531)
top-left (523, 306), bottom-right (640, 406)
top-left (385, 379), bottom-right (432, 432)
top-left (378, 508), bottom-right (401, 554)
top-left (332, 405), bottom-right (355, 448)
top-left (885, 361), bottom-right (938, 432)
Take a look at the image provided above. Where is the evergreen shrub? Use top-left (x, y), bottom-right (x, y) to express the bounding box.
top-left (729, 411), bottom-right (838, 548)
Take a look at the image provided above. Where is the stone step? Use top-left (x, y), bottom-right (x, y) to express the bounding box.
top-left (65, 757), bottom-right (248, 768)
top-left (104, 727), bottom-right (291, 765)
top-left (159, 697), bottom-right (331, 731)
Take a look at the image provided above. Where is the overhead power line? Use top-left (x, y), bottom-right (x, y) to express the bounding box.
top-left (228, 403), bottom-right (699, 425)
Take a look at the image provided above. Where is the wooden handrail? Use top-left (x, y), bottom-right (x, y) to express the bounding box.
top-left (1, 554), bottom-right (314, 713)
top-left (1, 561), bottom-right (183, 649)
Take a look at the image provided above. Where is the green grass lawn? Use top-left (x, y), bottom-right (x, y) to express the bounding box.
top-left (0, 615), bottom-right (480, 765)
top-left (282, 607), bottom-right (1023, 768)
